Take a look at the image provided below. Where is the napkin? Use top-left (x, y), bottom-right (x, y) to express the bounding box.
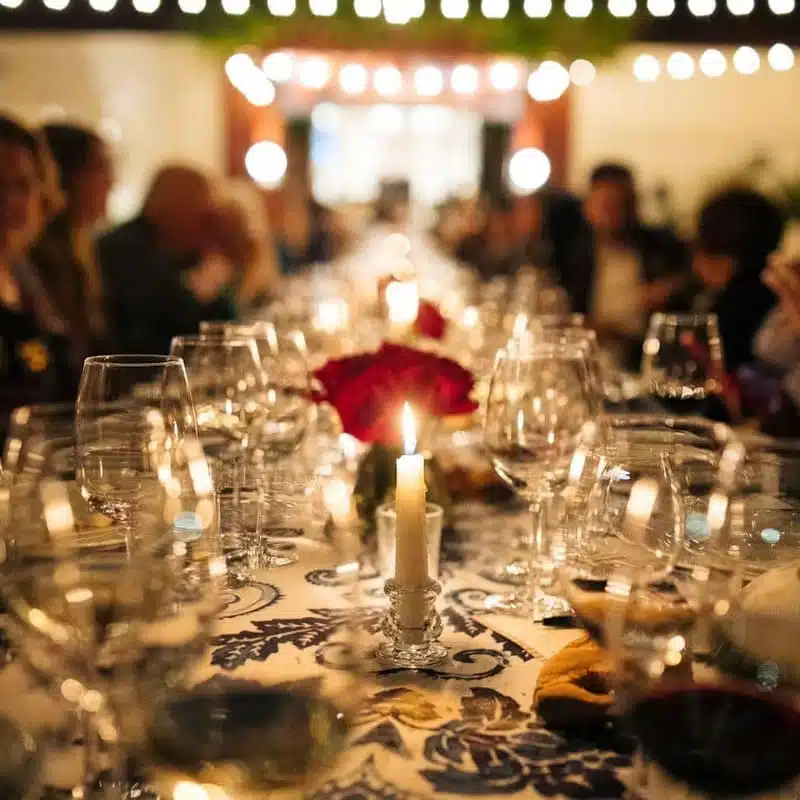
top-left (533, 633), bottom-right (615, 729)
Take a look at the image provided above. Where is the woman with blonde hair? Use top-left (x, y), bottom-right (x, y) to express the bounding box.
top-left (0, 114), bottom-right (75, 441)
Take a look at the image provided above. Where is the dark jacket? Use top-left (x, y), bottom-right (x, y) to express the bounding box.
top-left (98, 217), bottom-right (236, 355)
top-left (0, 265), bottom-right (75, 443)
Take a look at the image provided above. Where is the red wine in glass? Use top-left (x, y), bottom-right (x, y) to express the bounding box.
top-left (630, 682), bottom-right (800, 797)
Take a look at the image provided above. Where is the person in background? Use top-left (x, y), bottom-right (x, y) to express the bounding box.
top-left (277, 184), bottom-right (333, 274)
top-left (561, 163), bottom-right (689, 366)
top-left (752, 237), bottom-right (800, 435)
top-left (671, 187), bottom-right (783, 370)
top-left (32, 123), bottom-right (114, 360)
top-left (431, 197), bottom-right (467, 257)
top-left (99, 165), bottom-right (236, 355)
top-left (457, 194), bottom-right (517, 279)
top-left (0, 115), bottom-right (75, 440)
top-left (214, 181), bottom-right (281, 312)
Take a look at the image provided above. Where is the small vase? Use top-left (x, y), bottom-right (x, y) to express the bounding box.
top-left (353, 444), bottom-right (452, 536)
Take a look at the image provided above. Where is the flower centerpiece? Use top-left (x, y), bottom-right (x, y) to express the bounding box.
top-left (313, 342), bottom-right (478, 531)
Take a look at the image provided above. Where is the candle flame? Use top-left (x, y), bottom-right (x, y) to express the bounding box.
top-left (402, 402), bottom-right (416, 455)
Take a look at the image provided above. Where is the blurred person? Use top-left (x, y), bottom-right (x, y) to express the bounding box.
top-left (457, 194), bottom-right (518, 279)
top-left (431, 197), bottom-right (467, 256)
top-left (98, 165), bottom-right (236, 355)
top-left (277, 184), bottom-right (333, 275)
top-left (669, 187), bottom-right (783, 370)
top-left (215, 181), bottom-right (281, 311)
top-left (373, 179), bottom-right (411, 230)
top-left (0, 115), bottom-right (75, 439)
top-left (561, 163), bottom-right (689, 365)
top-left (32, 122), bottom-right (114, 358)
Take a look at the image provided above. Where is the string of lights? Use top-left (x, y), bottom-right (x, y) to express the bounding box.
top-left (0, 0), bottom-right (795, 16)
top-left (226, 44), bottom-right (796, 108)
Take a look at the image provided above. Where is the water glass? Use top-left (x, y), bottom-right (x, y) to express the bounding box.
top-left (376, 502), bottom-right (443, 582)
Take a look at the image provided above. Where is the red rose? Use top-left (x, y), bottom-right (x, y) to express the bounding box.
top-left (313, 343), bottom-right (478, 444)
top-left (415, 300), bottom-right (447, 341)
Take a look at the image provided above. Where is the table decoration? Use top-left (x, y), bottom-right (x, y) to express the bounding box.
top-left (312, 342), bottom-right (478, 532)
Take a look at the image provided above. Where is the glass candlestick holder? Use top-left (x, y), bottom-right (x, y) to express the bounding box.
top-left (376, 579), bottom-right (447, 668)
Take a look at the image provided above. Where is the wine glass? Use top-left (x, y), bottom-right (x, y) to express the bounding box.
top-left (3, 402), bottom-right (76, 478)
top-left (642, 312), bottom-right (728, 419)
top-left (484, 336), bottom-right (600, 618)
top-left (1, 435), bottom-right (222, 799)
top-left (558, 414), bottom-right (732, 644)
top-left (605, 451), bottom-right (800, 800)
top-left (75, 355), bottom-right (196, 536)
top-left (138, 492), bottom-right (364, 799)
top-left (170, 336), bottom-right (266, 457)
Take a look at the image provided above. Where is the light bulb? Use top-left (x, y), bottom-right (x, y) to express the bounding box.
top-left (633, 53), bottom-right (660, 82)
top-left (733, 45), bottom-right (760, 74)
top-left (339, 63), bottom-right (368, 95)
top-left (451, 64), bottom-right (480, 94)
top-left (508, 148), bottom-right (551, 194)
top-left (245, 141), bottom-right (287, 188)
top-left (768, 43), bottom-right (795, 71)
top-left (414, 65), bottom-right (444, 96)
top-left (527, 60), bottom-right (570, 101)
top-left (666, 51), bottom-right (694, 79)
top-left (524, 0), bottom-right (552, 13)
top-left (569, 59), bottom-right (596, 85)
top-left (564, 0), bottom-right (592, 16)
top-left (441, 0), bottom-right (469, 15)
top-left (489, 61), bottom-right (520, 91)
top-left (699, 48), bottom-right (727, 77)
top-left (374, 65), bottom-right (403, 96)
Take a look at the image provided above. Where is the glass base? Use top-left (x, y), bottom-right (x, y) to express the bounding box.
top-left (375, 641), bottom-right (448, 668)
top-left (257, 547), bottom-right (299, 568)
top-left (485, 590), bottom-right (571, 621)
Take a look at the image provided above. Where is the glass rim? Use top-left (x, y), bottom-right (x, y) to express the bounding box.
top-left (376, 501), bottom-right (444, 520)
top-left (649, 311), bottom-right (720, 326)
top-left (170, 335), bottom-right (259, 348)
top-left (83, 354), bottom-right (184, 368)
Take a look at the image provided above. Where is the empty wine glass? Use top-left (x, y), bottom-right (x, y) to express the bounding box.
top-left (1, 435), bottom-right (222, 799)
top-left (76, 355), bottom-right (196, 540)
top-left (642, 312), bottom-right (727, 419)
top-left (3, 403), bottom-right (76, 478)
top-left (558, 414), bottom-right (732, 644)
top-left (170, 336), bottom-right (266, 458)
top-left (138, 496), bottom-right (363, 799)
top-left (484, 335), bottom-right (600, 618)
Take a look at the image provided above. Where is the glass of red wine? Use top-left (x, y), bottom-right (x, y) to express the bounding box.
top-left (605, 436), bottom-right (800, 800)
top-left (641, 312), bottom-right (729, 421)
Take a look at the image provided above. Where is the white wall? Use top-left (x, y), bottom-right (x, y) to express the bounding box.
top-left (570, 43), bottom-right (800, 231)
top-left (0, 32), bottom-right (225, 221)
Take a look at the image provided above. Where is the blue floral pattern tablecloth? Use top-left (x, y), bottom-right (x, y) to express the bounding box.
top-left (211, 500), bottom-right (633, 800)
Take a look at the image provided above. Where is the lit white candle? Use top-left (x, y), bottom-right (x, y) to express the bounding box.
top-left (394, 403), bottom-right (428, 638)
top-left (386, 280), bottom-right (419, 340)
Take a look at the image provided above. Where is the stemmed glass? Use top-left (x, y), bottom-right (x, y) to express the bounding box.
top-left (1, 434), bottom-right (222, 800)
top-left (642, 312), bottom-right (729, 419)
top-left (3, 402), bottom-right (76, 478)
top-left (557, 415), bottom-right (731, 644)
top-left (605, 436), bottom-right (800, 799)
top-left (76, 355), bottom-right (197, 542)
top-left (483, 335), bottom-right (600, 618)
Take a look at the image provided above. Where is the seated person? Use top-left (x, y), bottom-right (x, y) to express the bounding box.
top-left (33, 122), bottom-right (114, 361)
top-left (668, 187), bottom-right (784, 371)
top-left (99, 166), bottom-right (236, 355)
top-left (749, 239), bottom-right (800, 436)
top-left (560, 163), bottom-right (690, 369)
top-left (0, 115), bottom-right (76, 440)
